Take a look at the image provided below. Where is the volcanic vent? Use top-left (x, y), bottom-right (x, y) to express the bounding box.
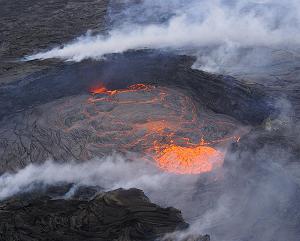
top-left (0, 83), bottom-right (243, 174)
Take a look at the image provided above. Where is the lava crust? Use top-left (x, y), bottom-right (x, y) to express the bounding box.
top-left (0, 84), bottom-right (243, 174)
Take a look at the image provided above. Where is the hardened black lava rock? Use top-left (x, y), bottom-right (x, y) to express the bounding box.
top-left (0, 0), bottom-right (109, 85)
top-left (0, 188), bottom-right (207, 241)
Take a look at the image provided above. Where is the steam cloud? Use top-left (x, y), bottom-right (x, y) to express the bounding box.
top-left (9, 1), bottom-right (300, 240)
top-left (2, 98), bottom-right (298, 241)
top-left (1, 129), bottom-right (300, 241)
top-left (26, 0), bottom-right (300, 74)
top-left (0, 154), bottom-right (202, 217)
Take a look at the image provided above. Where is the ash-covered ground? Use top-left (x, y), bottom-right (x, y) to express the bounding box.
top-left (1, 1), bottom-right (300, 241)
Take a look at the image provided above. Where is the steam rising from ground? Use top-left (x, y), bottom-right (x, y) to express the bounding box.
top-left (27, 0), bottom-right (300, 72)
top-left (1, 127), bottom-right (300, 241)
top-left (0, 155), bottom-right (201, 208)
top-left (10, 1), bottom-right (300, 240)
top-left (0, 156), bottom-right (158, 199)
top-left (2, 99), bottom-right (299, 241)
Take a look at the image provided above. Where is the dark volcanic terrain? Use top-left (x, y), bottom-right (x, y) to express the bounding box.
top-left (1, 1), bottom-right (300, 241)
top-left (0, 0), bottom-right (108, 84)
top-left (0, 187), bottom-right (210, 241)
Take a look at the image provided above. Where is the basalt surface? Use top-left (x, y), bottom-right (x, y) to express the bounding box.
top-left (0, 0), bottom-right (109, 85)
top-left (0, 187), bottom-right (209, 241)
top-left (0, 51), bottom-right (274, 125)
top-left (0, 83), bottom-right (244, 174)
top-left (2, 1), bottom-right (299, 240)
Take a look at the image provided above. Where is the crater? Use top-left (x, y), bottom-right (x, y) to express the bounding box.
top-left (0, 83), bottom-right (246, 174)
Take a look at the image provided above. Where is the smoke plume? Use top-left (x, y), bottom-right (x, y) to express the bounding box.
top-left (1, 122), bottom-right (300, 241)
top-left (0, 154), bottom-right (203, 218)
top-left (26, 0), bottom-right (300, 75)
top-left (10, 1), bottom-right (300, 240)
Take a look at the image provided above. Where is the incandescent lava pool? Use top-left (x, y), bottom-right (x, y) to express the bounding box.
top-left (0, 83), bottom-right (245, 174)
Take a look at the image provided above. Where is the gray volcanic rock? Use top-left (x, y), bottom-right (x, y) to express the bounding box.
top-left (0, 188), bottom-right (207, 241)
top-left (0, 52), bottom-right (274, 125)
top-left (0, 0), bottom-right (109, 84)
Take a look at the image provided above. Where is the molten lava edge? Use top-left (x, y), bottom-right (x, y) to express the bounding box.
top-left (87, 82), bottom-right (239, 175)
top-left (90, 83), bottom-right (150, 95)
top-left (156, 144), bottom-right (224, 175)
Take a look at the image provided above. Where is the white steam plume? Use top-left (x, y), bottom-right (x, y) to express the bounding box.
top-left (0, 154), bottom-right (202, 219)
top-left (26, 0), bottom-right (300, 62)
top-left (1, 128), bottom-right (300, 241)
top-left (0, 155), bottom-right (163, 200)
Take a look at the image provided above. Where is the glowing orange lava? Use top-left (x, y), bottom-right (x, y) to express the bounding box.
top-left (90, 84), bottom-right (108, 94)
top-left (87, 82), bottom-right (240, 175)
top-left (127, 84), bottom-right (149, 90)
top-left (156, 144), bottom-right (224, 175)
top-left (90, 83), bottom-right (150, 95)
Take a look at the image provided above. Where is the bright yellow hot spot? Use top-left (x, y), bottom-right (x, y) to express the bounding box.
top-left (88, 82), bottom-right (235, 175)
top-left (156, 144), bottom-right (224, 175)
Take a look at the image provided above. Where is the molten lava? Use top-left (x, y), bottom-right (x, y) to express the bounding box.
top-left (90, 83), bottom-right (149, 96)
top-left (156, 143), bottom-right (224, 175)
top-left (87, 82), bottom-right (241, 175)
top-left (90, 84), bottom-right (108, 94)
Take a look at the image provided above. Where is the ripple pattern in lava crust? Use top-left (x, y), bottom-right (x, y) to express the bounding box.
top-left (0, 84), bottom-right (245, 174)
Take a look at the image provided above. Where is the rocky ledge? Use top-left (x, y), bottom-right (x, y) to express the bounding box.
top-left (0, 187), bottom-right (209, 241)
